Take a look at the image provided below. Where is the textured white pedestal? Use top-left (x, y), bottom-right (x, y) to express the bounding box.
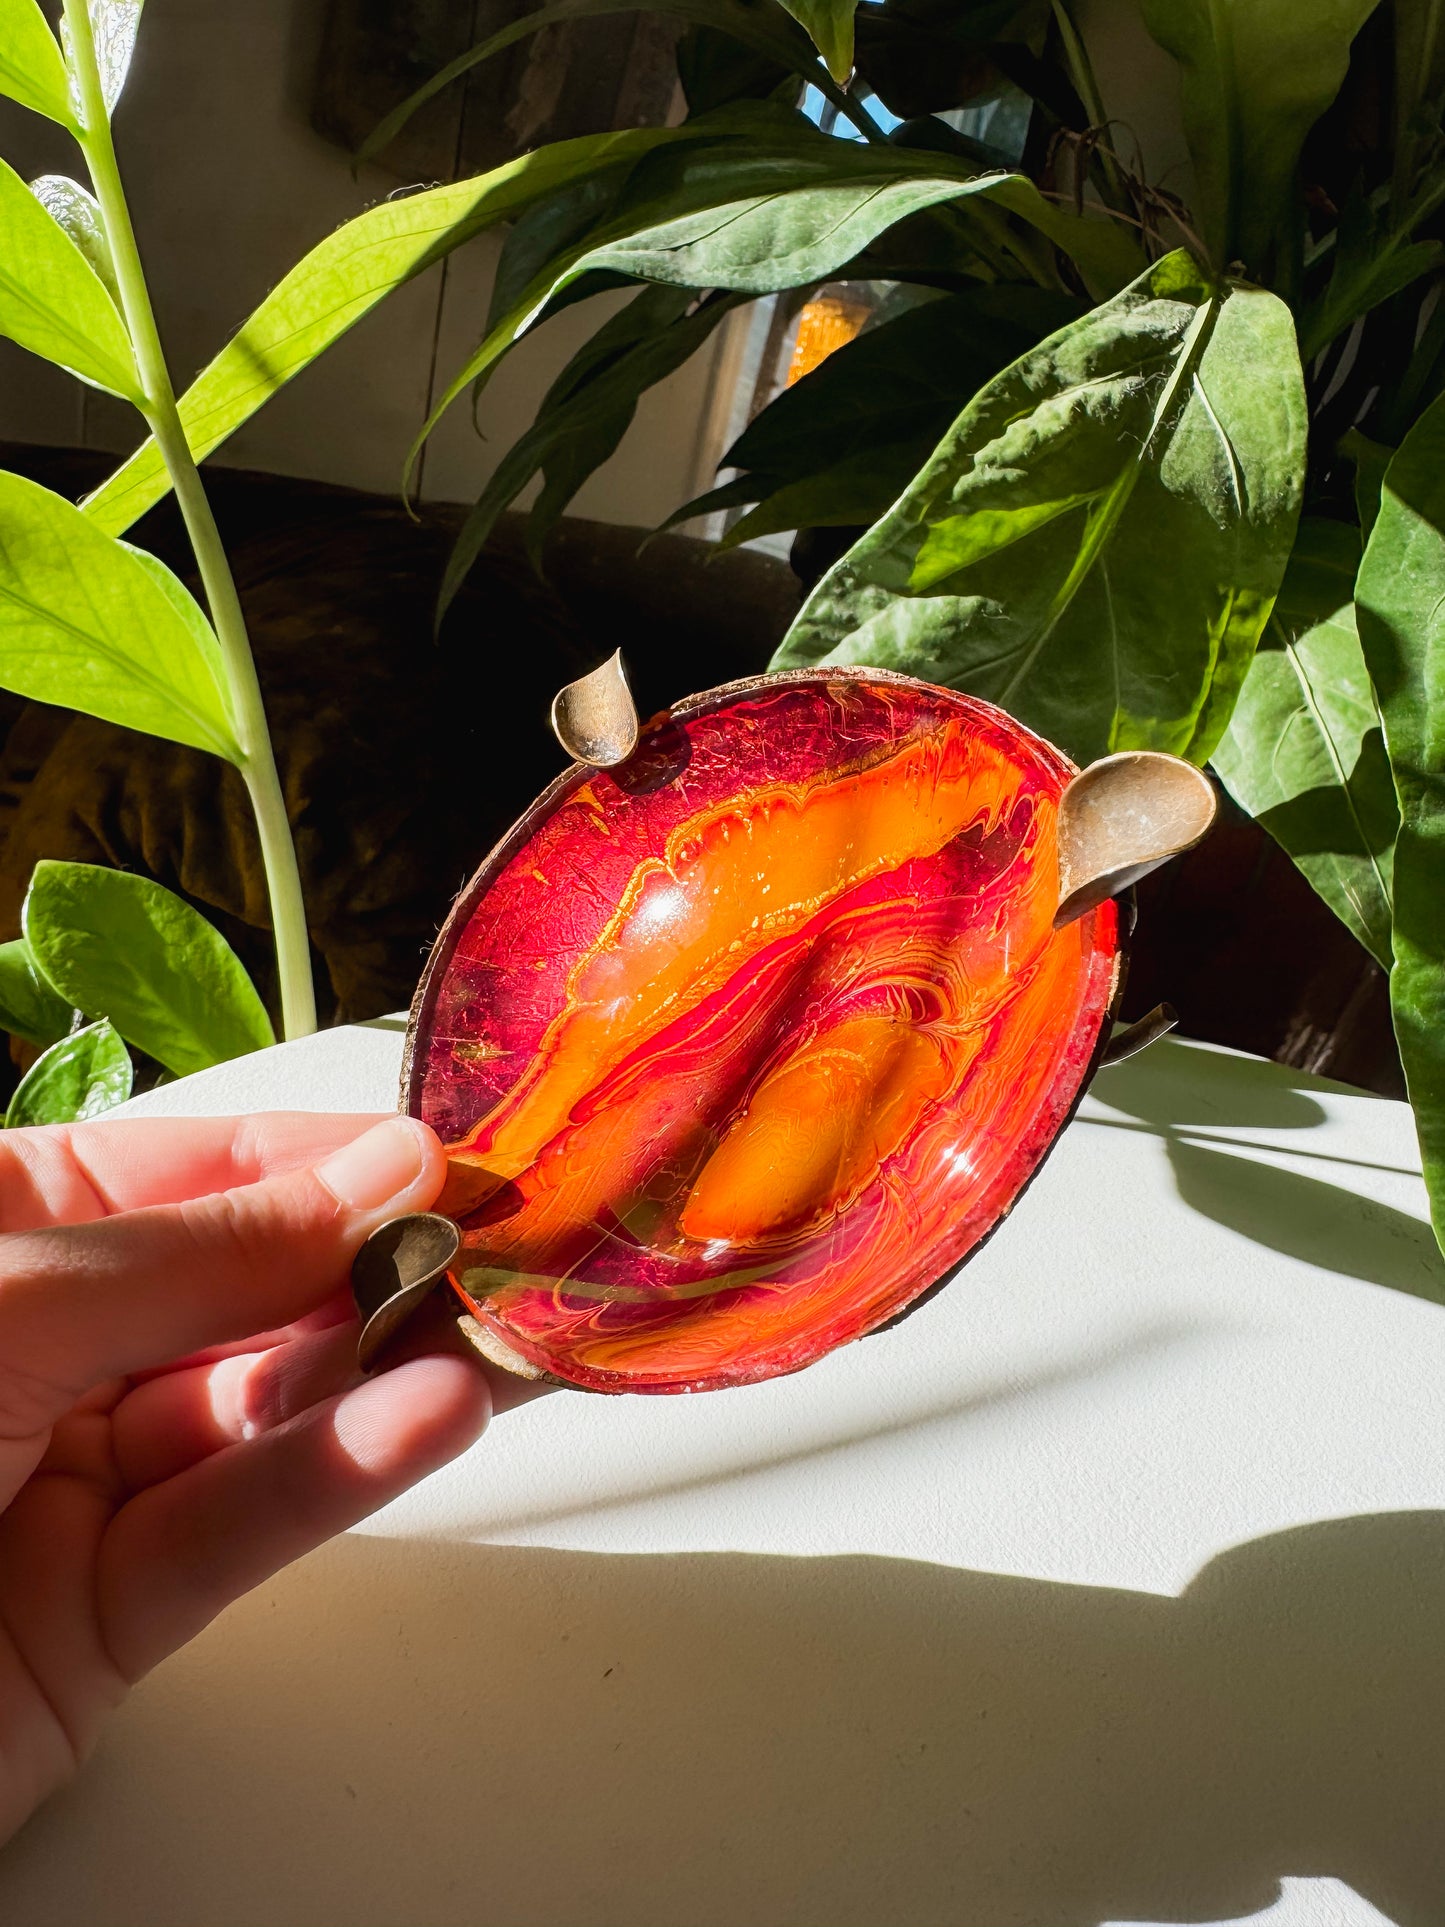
top-left (0, 1019), bottom-right (1440, 1927)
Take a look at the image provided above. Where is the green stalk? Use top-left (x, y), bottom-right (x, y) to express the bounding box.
top-left (61, 0), bottom-right (316, 1040)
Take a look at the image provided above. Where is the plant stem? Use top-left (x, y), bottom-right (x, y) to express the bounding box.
top-left (61, 0), bottom-right (316, 1040)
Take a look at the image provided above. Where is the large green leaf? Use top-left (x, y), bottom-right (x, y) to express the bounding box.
top-left (439, 287), bottom-right (739, 613)
top-left (0, 0), bottom-right (76, 125)
top-left (669, 283), bottom-right (1076, 538)
top-left (5, 1019), bottom-right (132, 1128)
top-left (415, 110), bottom-right (1143, 467)
top-left (1356, 389), bottom-right (1445, 1255)
top-left (773, 251), bottom-right (1306, 769)
top-left (1140, 0), bottom-right (1382, 278)
top-left (0, 154), bottom-right (140, 400)
top-left (776, 0), bottom-right (858, 80)
top-left (1213, 519), bottom-right (1396, 968)
top-left (0, 471), bottom-right (239, 760)
top-left (23, 861), bottom-right (275, 1079)
top-left (0, 937), bottom-right (74, 1048)
top-left (79, 126), bottom-right (695, 538)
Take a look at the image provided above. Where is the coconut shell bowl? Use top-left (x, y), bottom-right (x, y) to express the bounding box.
top-left (351, 659), bottom-right (1215, 1395)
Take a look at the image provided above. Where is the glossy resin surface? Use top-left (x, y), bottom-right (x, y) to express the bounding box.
top-left (406, 670), bottom-right (1120, 1393)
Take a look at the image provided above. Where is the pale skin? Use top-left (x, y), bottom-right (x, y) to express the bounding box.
top-left (0, 1110), bottom-right (521, 1846)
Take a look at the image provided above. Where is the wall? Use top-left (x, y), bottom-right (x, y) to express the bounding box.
top-left (0, 0), bottom-right (730, 522)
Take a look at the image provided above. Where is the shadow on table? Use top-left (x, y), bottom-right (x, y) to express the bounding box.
top-left (1088, 1041), bottom-right (1445, 1306)
top-left (27, 1510), bottom-right (1445, 1927)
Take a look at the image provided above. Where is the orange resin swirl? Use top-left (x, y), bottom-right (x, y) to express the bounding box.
top-left (409, 672), bottom-right (1118, 1393)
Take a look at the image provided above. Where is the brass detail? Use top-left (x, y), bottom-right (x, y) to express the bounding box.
top-left (1055, 751), bottom-right (1217, 928)
top-left (550, 648), bottom-right (639, 767)
top-left (352, 1210), bottom-right (461, 1373)
top-left (1099, 1001), bottom-right (1178, 1067)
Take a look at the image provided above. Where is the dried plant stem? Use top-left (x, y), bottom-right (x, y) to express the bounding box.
top-left (61, 0), bottom-right (317, 1040)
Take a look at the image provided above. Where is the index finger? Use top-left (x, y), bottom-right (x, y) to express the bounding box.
top-left (0, 1113), bottom-right (389, 1233)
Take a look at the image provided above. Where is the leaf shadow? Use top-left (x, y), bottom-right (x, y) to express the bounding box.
top-left (1090, 1037), bottom-right (1334, 1130)
top-left (1166, 1136), bottom-right (1445, 1305)
top-left (18, 1512), bottom-right (1445, 1926)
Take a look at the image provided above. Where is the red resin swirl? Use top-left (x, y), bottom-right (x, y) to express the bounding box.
top-left (407, 671), bottom-right (1119, 1393)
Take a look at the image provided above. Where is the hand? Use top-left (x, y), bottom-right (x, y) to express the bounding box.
top-left (0, 1111), bottom-right (497, 1845)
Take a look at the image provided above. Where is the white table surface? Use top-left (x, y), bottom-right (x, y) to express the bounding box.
top-left (1, 1018), bottom-right (1441, 1927)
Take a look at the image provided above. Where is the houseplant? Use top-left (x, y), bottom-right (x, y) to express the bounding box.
top-left (355, 0), bottom-right (1445, 1258)
top-left (1, 0), bottom-right (1442, 1272)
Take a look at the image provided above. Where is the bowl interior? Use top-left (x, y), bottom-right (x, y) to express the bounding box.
top-left (407, 671), bottom-right (1119, 1393)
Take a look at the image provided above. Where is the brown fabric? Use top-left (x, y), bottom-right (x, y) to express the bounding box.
top-left (0, 447), bottom-right (797, 1026)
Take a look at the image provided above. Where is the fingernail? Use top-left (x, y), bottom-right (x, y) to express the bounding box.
top-left (316, 1116), bottom-right (428, 1213)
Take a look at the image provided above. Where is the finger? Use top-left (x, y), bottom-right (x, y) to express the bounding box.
top-left (0, 1116), bottom-right (445, 1437)
top-left (109, 1322), bottom-right (365, 1491)
top-left (99, 1354), bottom-right (491, 1680)
top-left (112, 1303), bottom-right (555, 1491)
top-left (0, 1112), bottom-right (388, 1232)
top-left (125, 1283), bottom-right (357, 1383)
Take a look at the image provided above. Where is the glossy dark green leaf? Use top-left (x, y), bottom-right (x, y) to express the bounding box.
top-left (1139, 0), bottom-right (1382, 276)
top-left (0, 154), bottom-right (140, 400)
top-left (0, 471), bottom-right (239, 759)
top-left (23, 861), bottom-right (274, 1079)
top-left (1356, 389), bottom-right (1445, 1255)
top-left (439, 286), bottom-right (739, 612)
top-left (1213, 519), bottom-right (1396, 968)
top-left (776, 0), bottom-right (858, 80)
top-left (80, 126), bottom-right (695, 538)
top-left (29, 174), bottom-right (120, 303)
top-left (0, 0), bottom-right (76, 125)
top-left (1340, 430), bottom-right (1393, 545)
top-left (416, 107), bottom-right (1143, 465)
top-left (0, 936), bottom-right (75, 1048)
top-left (1300, 178), bottom-right (1445, 361)
top-left (774, 250), bottom-right (1307, 768)
top-left (5, 1020), bottom-right (132, 1128)
top-left (1391, 0), bottom-right (1445, 199)
top-left (715, 444), bottom-right (936, 544)
top-left (676, 23), bottom-right (794, 113)
top-left (669, 283), bottom-right (1076, 535)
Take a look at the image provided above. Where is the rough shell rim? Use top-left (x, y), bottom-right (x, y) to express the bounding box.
top-left (400, 666), bottom-right (1129, 1388)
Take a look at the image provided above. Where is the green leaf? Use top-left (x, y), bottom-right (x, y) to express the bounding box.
top-left (1139, 0), bottom-right (1382, 277)
top-left (775, 0), bottom-right (858, 81)
top-left (440, 286), bottom-right (738, 611)
top-left (88, 0), bottom-right (144, 112)
top-left (1300, 178), bottom-right (1445, 361)
top-left (5, 1018), bottom-right (132, 1128)
top-left (0, 470), bottom-right (240, 759)
top-left (773, 250), bottom-right (1307, 769)
top-left (1356, 388), bottom-right (1445, 1256)
top-left (414, 108), bottom-right (1143, 471)
top-left (0, 937), bottom-right (75, 1048)
top-left (355, 0), bottom-right (841, 169)
top-left (0, 0), bottom-right (76, 125)
top-left (0, 153), bottom-right (140, 400)
top-left (1213, 519), bottom-right (1396, 968)
top-left (23, 861), bottom-right (276, 1079)
top-left (1341, 428), bottom-right (1394, 541)
top-left (671, 283), bottom-right (1076, 534)
top-left (29, 173), bottom-right (120, 303)
top-left (80, 126), bottom-right (695, 539)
